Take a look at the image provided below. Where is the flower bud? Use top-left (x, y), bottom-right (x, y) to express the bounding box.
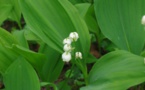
top-left (63, 44), bottom-right (71, 52)
top-left (62, 52), bottom-right (72, 62)
top-left (69, 32), bottom-right (79, 41)
top-left (63, 38), bottom-right (72, 45)
top-left (75, 52), bottom-right (82, 59)
top-left (141, 15), bottom-right (145, 25)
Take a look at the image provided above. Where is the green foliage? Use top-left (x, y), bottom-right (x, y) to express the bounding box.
top-left (81, 50), bottom-right (145, 90)
top-left (0, 28), bottom-right (45, 74)
top-left (12, 30), bottom-right (29, 48)
top-left (19, 0), bottom-right (90, 59)
top-left (0, 45), bottom-right (17, 73)
top-left (69, 0), bottom-right (93, 4)
top-left (10, 45), bottom-right (46, 74)
top-left (0, 0), bottom-right (21, 27)
top-left (1, 0), bottom-right (145, 90)
top-left (0, 28), bottom-right (18, 46)
top-left (3, 57), bottom-right (40, 90)
top-left (94, 0), bottom-right (145, 55)
top-left (39, 43), bottom-right (64, 82)
top-left (75, 3), bottom-right (91, 18)
top-left (0, 4), bottom-right (12, 25)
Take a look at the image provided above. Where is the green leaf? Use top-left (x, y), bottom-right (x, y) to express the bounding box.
top-left (84, 5), bottom-right (99, 35)
top-left (0, 0), bottom-right (21, 27)
top-left (11, 44), bottom-right (46, 74)
top-left (0, 45), bottom-right (18, 73)
top-left (75, 3), bottom-right (91, 18)
top-left (3, 57), bottom-right (40, 90)
top-left (39, 43), bottom-right (64, 82)
top-left (0, 28), bottom-right (45, 74)
top-left (0, 28), bottom-right (18, 47)
top-left (81, 50), bottom-right (145, 90)
top-left (12, 30), bottom-right (29, 49)
top-left (0, 44), bottom-right (46, 75)
top-left (68, 0), bottom-right (85, 4)
top-left (57, 80), bottom-right (71, 90)
top-left (94, 0), bottom-right (145, 54)
top-left (40, 82), bottom-right (58, 90)
top-left (19, 0), bottom-right (90, 58)
top-left (24, 26), bottom-right (41, 41)
top-left (9, 0), bottom-right (21, 27)
top-left (0, 4), bottom-right (12, 25)
top-left (85, 53), bottom-right (98, 63)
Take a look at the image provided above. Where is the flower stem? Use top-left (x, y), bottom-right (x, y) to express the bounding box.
top-left (82, 64), bottom-right (88, 85)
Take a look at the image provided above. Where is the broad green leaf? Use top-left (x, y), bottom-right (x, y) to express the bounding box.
top-left (81, 50), bottom-right (145, 90)
top-left (24, 26), bottom-right (41, 41)
top-left (0, 28), bottom-right (45, 74)
top-left (9, 0), bottom-right (21, 27)
top-left (0, 28), bottom-right (18, 46)
top-left (39, 43), bottom-right (64, 82)
top-left (0, 45), bottom-right (18, 73)
top-left (75, 3), bottom-right (91, 18)
top-left (0, 44), bottom-right (46, 75)
top-left (0, 0), bottom-right (21, 27)
top-left (84, 5), bottom-right (99, 35)
top-left (3, 57), bottom-right (40, 90)
top-left (84, 4), bottom-right (104, 51)
top-left (12, 30), bottom-right (29, 48)
top-left (94, 0), bottom-right (145, 54)
top-left (19, 0), bottom-right (90, 58)
top-left (11, 44), bottom-right (46, 73)
top-left (0, 4), bottom-right (12, 25)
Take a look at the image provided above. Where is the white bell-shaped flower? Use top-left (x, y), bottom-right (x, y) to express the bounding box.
top-left (69, 32), bottom-right (79, 41)
top-left (63, 44), bottom-right (72, 52)
top-left (63, 38), bottom-right (72, 45)
top-left (142, 15), bottom-right (145, 25)
top-left (62, 52), bottom-right (72, 62)
top-left (75, 52), bottom-right (82, 59)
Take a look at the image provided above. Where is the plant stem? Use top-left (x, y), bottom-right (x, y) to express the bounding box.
top-left (82, 65), bottom-right (88, 85)
top-left (77, 61), bottom-right (88, 85)
top-left (68, 64), bottom-right (75, 78)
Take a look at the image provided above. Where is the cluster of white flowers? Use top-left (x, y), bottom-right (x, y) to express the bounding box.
top-left (62, 32), bottom-right (82, 62)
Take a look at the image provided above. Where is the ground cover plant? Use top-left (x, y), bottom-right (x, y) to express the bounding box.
top-left (0, 0), bottom-right (145, 90)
